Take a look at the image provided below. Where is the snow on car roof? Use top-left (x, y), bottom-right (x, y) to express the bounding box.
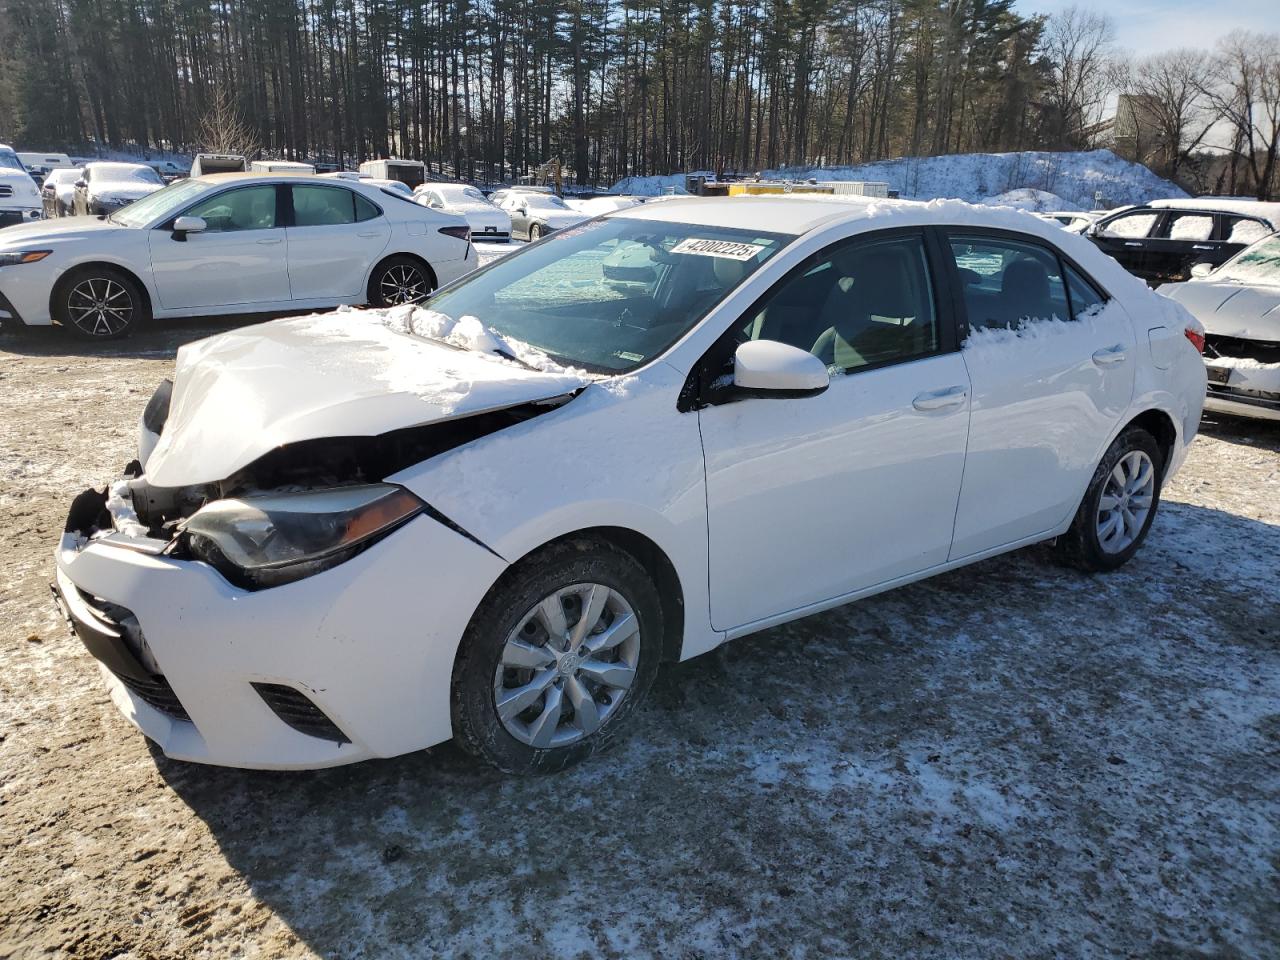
top-left (1149, 197), bottom-right (1280, 226)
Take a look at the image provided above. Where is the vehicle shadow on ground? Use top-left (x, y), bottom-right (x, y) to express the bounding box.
top-left (1198, 412), bottom-right (1280, 453)
top-left (149, 500), bottom-right (1280, 958)
top-left (0, 314), bottom-right (293, 360)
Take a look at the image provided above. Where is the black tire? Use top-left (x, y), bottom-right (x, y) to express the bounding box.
top-left (1057, 427), bottom-right (1164, 572)
top-left (367, 255), bottom-right (435, 307)
top-left (451, 537), bottom-right (664, 774)
top-left (529, 223), bottom-right (542, 241)
top-left (54, 266), bottom-right (148, 340)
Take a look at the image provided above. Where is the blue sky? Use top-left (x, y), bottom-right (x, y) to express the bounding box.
top-left (1013, 0), bottom-right (1275, 57)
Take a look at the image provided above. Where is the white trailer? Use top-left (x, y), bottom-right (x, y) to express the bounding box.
top-left (249, 160), bottom-right (316, 175)
top-left (358, 158), bottom-right (426, 190)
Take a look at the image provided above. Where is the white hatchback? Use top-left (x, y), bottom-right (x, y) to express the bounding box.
top-left (0, 172), bottom-right (476, 339)
top-left (51, 197), bottom-right (1206, 773)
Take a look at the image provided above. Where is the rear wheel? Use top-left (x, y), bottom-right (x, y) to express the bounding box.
top-left (368, 255), bottom-right (434, 307)
top-left (1057, 427), bottom-right (1163, 572)
top-left (451, 538), bottom-right (663, 774)
top-left (528, 223), bottom-right (542, 241)
top-left (56, 267), bottom-right (148, 340)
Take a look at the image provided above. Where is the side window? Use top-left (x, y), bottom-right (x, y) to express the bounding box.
top-left (1064, 264), bottom-right (1107, 318)
top-left (742, 233), bottom-right (940, 373)
top-left (1099, 211), bottom-right (1158, 238)
top-left (1159, 213), bottom-right (1213, 241)
top-left (947, 235), bottom-right (1070, 331)
top-left (182, 185), bottom-right (277, 232)
top-left (1226, 217), bottom-right (1270, 245)
top-left (292, 185), bottom-right (356, 227)
top-left (354, 193), bottom-right (380, 222)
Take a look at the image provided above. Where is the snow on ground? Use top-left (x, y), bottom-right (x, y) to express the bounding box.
top-left (980, 187), bottom-right (1076, 212)
top-left (611, 149), bottom-right (1186, 211)
top-left (0, 320), bottom-right (1277, 958)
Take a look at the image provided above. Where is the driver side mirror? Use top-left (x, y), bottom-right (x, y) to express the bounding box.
top-left (732, 340), bottom-right (830, 399)
top-left (171, 215), bottom-right (207, 241)
top-left (1190, 261), bottom-right (1215, 279)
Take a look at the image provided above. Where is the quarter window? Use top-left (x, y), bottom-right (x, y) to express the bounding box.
top-left (741, 233), bottom-right (940, 373)
top-left (947, 236), bottom-right (1070, 330)
top-left (182, 185), bottom-right (277, 232)
top-left (1226, 217), bottom-right (1270, 245)
top-left (1064, 265), bottom-right (1107, 318)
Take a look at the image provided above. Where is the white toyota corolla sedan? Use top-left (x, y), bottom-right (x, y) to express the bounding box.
top-left (52, 196), bottom-right (1206, 773)
top-left (0, 172), bottom-right (476, 339)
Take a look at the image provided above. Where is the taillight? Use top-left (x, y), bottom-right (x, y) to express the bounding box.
top-left (1184, 326), bottom-right (1205, 354)
top-left (438, 225), bottom-right (471, 242)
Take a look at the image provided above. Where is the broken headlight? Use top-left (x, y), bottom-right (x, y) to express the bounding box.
top-left (182, 484), bottom-right (424, 589)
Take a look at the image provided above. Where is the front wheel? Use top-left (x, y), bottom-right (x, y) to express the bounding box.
top-left (55, 267), bottom-right (148, 340)
top-left (368, 255), bottom-right (434, 307)
top-left (1057, 427), bottom-right (1163, 572)
top-left (528, 223), bottom-right (542, 241)
top-left (451, 538), bottom-right (663, 774)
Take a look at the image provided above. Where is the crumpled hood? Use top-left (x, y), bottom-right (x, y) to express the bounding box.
top-left (144, 309), bottom-right (592, 487)
top-left (1163, 281), bottom-right (1280, 342)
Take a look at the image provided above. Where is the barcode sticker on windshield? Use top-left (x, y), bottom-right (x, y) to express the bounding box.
top-left (670, 238), bottom-right (765, 261)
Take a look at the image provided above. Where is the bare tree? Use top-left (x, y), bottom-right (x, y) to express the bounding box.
top-left (1128, 48), bottom-right (1216, 180)
top-left (197, 87), bottom-right (260, 158)
top-left (1042, 6), bottom-right (1116, 149)
top-left (1201, 32), bottom-right (1280, 199)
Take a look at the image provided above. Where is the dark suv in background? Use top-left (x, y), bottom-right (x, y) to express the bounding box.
top-left (1086, 199), bottom-right (1278, 285)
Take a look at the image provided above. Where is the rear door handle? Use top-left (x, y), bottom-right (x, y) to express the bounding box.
top-left (912, 386), bottom-right (968, 411)
top-left (1191, 244), bottom-right (1214, 250)
top-left (358, 231), bottom-right (381, 238)
top-left (1092, 344), bottom-right (1127, 365)
top-left (1124, 241), bottom-right (1143, 247)
top-left (256, 237), bottom-right (283, 245)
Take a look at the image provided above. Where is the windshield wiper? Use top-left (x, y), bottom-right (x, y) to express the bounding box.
top-left (491, 346), bottom-right (538, 370)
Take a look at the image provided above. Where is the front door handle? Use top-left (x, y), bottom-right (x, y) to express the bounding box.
top-left (912, 386), bottom-right (968, 411)
top-left (1191, 244), bottom-right (1214, 250)
top-left (256, 237), bottom-right (283, 245)
top-left (1092, 344), bottom-right (1127, 365)
top-left (1124, 241), bottom-right (1143, 247)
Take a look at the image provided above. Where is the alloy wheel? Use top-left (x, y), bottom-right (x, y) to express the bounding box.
top-left (1095, 449), bottom-right (1155, 554)
top-left (66, 277), bottom-right (134, 337)
top-left (378, 264), bottom-right (429, 305)
top-left (493, 582), bottom-right (641, 749)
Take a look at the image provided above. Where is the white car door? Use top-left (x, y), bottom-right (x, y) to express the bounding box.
top-left (285, 184), bottom-right (390, 300)
top-left (147, 184), bottom-right (290, 309)
top-left (944, 231), bottom-right (1136, 559)
top-left (698, 230), bottom-right (972, 631)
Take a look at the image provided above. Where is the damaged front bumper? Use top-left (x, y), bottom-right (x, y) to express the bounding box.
top-left (52, 478), bottom-right (507, 769)
top-left (1204, 337), bottom-right (1280, 422)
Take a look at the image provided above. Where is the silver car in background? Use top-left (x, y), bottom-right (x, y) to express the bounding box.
top-left (1160, 233), bottom-right (1280, 421)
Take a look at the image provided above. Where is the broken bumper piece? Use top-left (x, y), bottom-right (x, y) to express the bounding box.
top-left (52, 488), bottom-right (508, 770)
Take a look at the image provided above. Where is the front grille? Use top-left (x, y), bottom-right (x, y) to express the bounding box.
top-left (1206, 334), bottom-right (1280, 365)
top-left (114, 672), bottom-right (191, 721)
top-left (0, 185), bottom-right (12, 198)
top-left (252, 683), bottom-right (350, 743)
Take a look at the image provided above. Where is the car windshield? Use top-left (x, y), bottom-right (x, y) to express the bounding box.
top-left (422, 217), bottom-right (791, 373)
top-left (442, 186), bottom-right (486, 204)
top-left (526, 195), bottom-right (569, 210)
top-left (93, 163), bottom-right (164, 185)
top-left (109, 178), bottom-right (215, 227)
top-left (1211, 236), bottom-right (1280, 286)
top-left (0, 151), bottom-right (24, 172)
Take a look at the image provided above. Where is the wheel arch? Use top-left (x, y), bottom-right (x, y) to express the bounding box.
top-left (507, 525), bottom-right (687, 664)
top-left (366, 251), bottom-right (438, 303)
top-left (1121, 406), bottom-right (1178, 476)
top-left (49, 260), bottom-right (154, 325)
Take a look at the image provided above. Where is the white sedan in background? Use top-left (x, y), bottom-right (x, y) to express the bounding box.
top-left (51, 196), bottom-right (1205, 773)
top-left (415, 182), bottom-right (512, 242)
top-left (0, 172), bottom-right (476, 339)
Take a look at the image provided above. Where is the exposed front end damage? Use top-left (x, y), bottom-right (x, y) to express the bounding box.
top-left (1204, 334), bottom-right (1280, 421)
top-left (52, 377), bottom-right (579, 768)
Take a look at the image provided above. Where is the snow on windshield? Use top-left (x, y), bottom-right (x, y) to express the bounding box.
top-left (92, 163), bottom-right (162, 184)
top-left (1213, 237), bottom-right (1280, 286)
top-left (0, 151), bottom-right (24, 172)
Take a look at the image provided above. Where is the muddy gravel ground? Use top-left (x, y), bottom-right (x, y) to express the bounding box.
top-left (1, 319), bottom-right (1278, 960)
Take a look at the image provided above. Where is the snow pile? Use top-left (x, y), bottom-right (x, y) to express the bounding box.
top-left (1150, 197), bottom-right (1280, 227)
top-left (980, 188), bottom-right (1076, 212)
top-left (380, 303), bottom-right (584, 376)
top-left (105, 479), bottom-right (150, 538)
top-left (611, 150), bottom-right (1185, 210)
